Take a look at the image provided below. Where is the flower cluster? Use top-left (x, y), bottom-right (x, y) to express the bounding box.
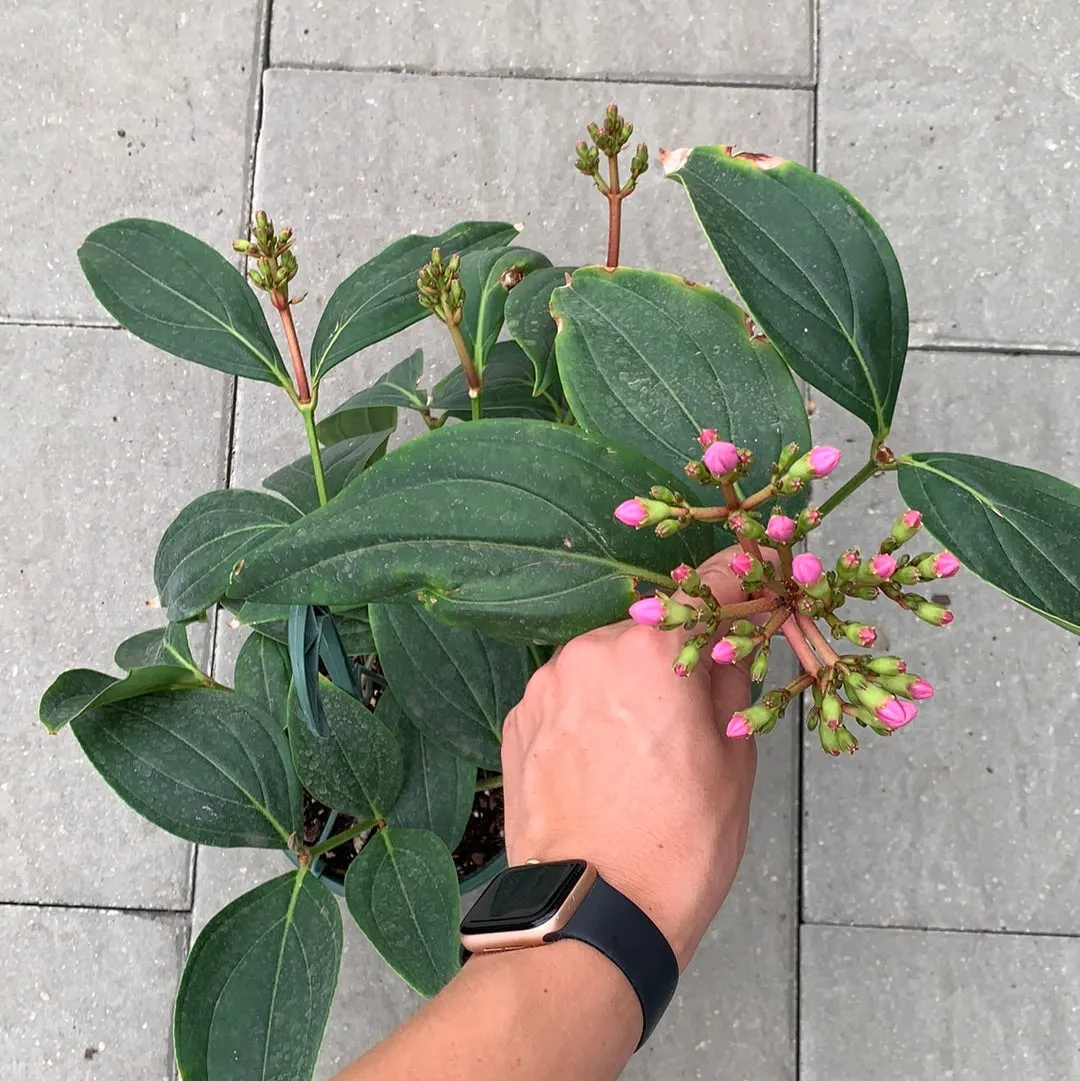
top-left (613, 429), bottom-right (960, 756)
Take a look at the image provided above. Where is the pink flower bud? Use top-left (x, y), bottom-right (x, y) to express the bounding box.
top-left (703, 440), bottom-right (740, 476)
top-left (730, 552), bottom-right (753, 577)
top-left (792, 552), bottom-right (824, 585)
top-left (697, 428), bottom-right (718, 448)
top-left (807, 445), bottom-right (841, 477)
top-left (614, 498), bottom-right (648, 527)
top-left (628, 597), bottom-right (665, 627)
top-left (902, 510), bottom-right (922, 529)
top-left (726, 712), bottom-right (752, 739)
top-left (910, 678), bottom-right (934, 700)
top-left (857, 625), bottom-right (877, 647)
top-left (876, 698), bottom-right (908, 727)
top-left (711, 639), bottom-right (738, 665)
top-left (765, 514), bottom-right (797, 543)
top-left (934, 552), bottom-right (960, 578)
top-left (840, 550), bottom-right (861, 569)
top-left (870, 554), bottom-right (897, 579)
top-left (671, 563), bottom-right (691, 584)
top-left (941, 610), bottom-right (954, 626)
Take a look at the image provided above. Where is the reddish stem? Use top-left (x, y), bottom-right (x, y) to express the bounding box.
top-left (795, 613), bottom-right (840, 666)
top-left (605, 155), bottom-right (622, 268)
top-left (717, 596), bottom-right (781, 622)
top-left (781, 620), bottom-right (823, 680)
top-left (273, 292), bottom-right (311, 404)
top-left (739, 484), bottom-right (779, 511)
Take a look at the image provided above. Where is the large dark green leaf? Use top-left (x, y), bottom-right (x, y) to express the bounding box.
top-left (667, 147), bottom-right (907, 439)
top-left (371, 603), bottom-right (528, 769)
top-left (378, 695), bottom-right (476, 850)
top-left (39, 665), bottom-right (207, 734)
top-left (321, 350), bottom-right (426, 413)
top-left (504, 265), bottom-right (575, 394)
top-left (234, 633), bottom-right (292, 726)
top-left (289, 679), bottom-right (403, 819)
top-left (263, 429), bottom-right (394, 514)
top-left (344, 827), bottom-right (460, 997)
top-left (432, 342), bottom-right (561, 421)
top-left (287, 605), bottom-right (326, 737)
top-left (458, 248), bottom-right (552, 374)
top-left (155, 490), bottom-right (300, 622)
top-left (311, 222), bottom-right (519, 381)
top-left (316, 403), bottom-right (399, 448)
top-left (114, 622), bottom-right (196, 672)
top-left (78, 219), bottom-right (288, 385)
top-left (228, 421), bottom-right (712, 643)
top-left (552, 267), bottom-right (810, 503)
top-left (175, 871), bottom-right (341, 1081)
top-left (71, 689), bottom-right (302, 846)
top-left (898, 452), bottom-right (1080, 634)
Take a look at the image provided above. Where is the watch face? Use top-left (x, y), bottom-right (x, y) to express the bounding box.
top-left (460, 860), bottom-right (588, 934)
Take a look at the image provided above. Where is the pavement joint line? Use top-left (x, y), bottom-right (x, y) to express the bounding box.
top-left (0, 898), bottom-right (192, 919)
top-left (801, 919), bottom-right (1080, 942)
top-left (910, 340), bottom-right (1080, 358)
top-left (0, 316), bottom-right (121, 330)
top-left (268, 61), bottom-right (817, 93)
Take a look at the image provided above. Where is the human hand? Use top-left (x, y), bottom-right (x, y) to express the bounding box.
top-left (500, 549), bottom-right (758, 970)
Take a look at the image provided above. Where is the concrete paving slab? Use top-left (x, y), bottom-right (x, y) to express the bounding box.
top-left (1, 325), bottom-right (227, 907)
top-left (819, 1), bottom-right (1080, 350)
top-left (800, 925), bottom-right (1080, 1081)
top-left (0, 904), bottom-right (186, 1081)
top-left (2, 0), bottom-right (262, 322)
top-left (270, 0), bottom-right (813, 85)
top-left (803, 350), bottom-right (1080, 934)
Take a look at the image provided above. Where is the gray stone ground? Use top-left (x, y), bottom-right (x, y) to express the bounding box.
top-left (3, 2), bottom-right (1079, 1078)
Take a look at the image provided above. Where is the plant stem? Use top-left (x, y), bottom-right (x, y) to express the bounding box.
top-left (606, 155), bottom-right (622, 268)
top-left (307, 817), bottom-right (378, 859)
top-left (782, 620), bottom-right (823, 680)
top-left (717, 596), bottom-right (782, 621)
top-left (778, 543), bottom-right (793, 581)
top-left (447, 319), bottom-right (483, 415)
top-left (740, 484), bottom-right (779, 511)
top-left (683, 504), bottom-right (731, 523)
top-left (796, 613), bottom-right (840, 666)
top-left (476, 774), bottom-right (504, 792)
top-left (819, 459), bottom-right (877, 517)
top-left (471, 394), bottom-right (482, 421)
top-left (273, 293), bottom-right (311, 404)
top-left (300, 404), bottom-right (329, 507)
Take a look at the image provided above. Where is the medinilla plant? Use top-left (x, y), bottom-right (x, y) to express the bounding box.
top-left (41, 104), bottom-right (1080, 1080)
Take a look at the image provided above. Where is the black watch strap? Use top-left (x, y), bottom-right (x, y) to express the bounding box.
top-left (545, 874), bottom-right (678, 1049)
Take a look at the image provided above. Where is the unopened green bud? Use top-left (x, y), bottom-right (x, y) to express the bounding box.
top-left (821, 694), bottom-right (843, 729)
top-left (654, 518), bottom-right (682, 539)
top-left (819, 721), bottom-right (858, 756)
top-left (683, 460), bottom-right (711, 485)
top-left (867, 656), bottom-right (907, 676)
top-left (673, 642), bottom-right (700, 678)
top-left (891, 509), bottom-right (923, 545)
top-left (630, 142), bottom-right (649, 180)
top-left (876, 673), bottom-right (919, 698)
top-left (892, 564), bottom-right (921, 586)
top-left (850, 585), bottom-right (879, 601)
top-left (649, 486), bottom-right (678, 505)
top-left (728, 619), bottom-right (757, 637)
top-left (727, 512), bottom-right (766, 541)
top-left (232, 238), bottom-right (253, 253)
top-left (775, 441), bottom-right (801, 474)
top-left (805, 705), bottom-right (821, 731)
top-left (797, 506), bottom-right (823, 534)
top-left (912, 600), bottom-right (954, 627)
top-left (749, 647), bottom-right (770, 683)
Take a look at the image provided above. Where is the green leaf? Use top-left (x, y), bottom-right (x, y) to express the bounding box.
top-left (317, 403), bottom-right (399, 449)
top-left (175, 871), bottom-right (341, 1081)
top-left (321, 350), bottom-right (427, 413)
top-left (289, 679), bottom-right (403, 819)
top-left (155, 489), bottom-right (300, 622)
top-left (227, 421), bottom-right (712, 643)
top-left (114, 622), bottom-right (195, 672)
top-left (459, 248), bottom-right (552, 373)
top-left (432, 342), bottom-right (561, 421)
top-left (552, 267), bottom-right (810, 503)
top-left (504, 265), bottom-right (575, 394)
top-left (225, 603), bottom-right (375, 654)
top-left (898, 452), bottom-right (1080, 634)
top-left (377, 695), bottom-right (476, 851)
top-left (667, 148), bottom-right (908, 438)
top-left (287, 605), bottom-right (326, 737)
top-left (234, 633), bottom-right (292, 726)
top-left (70, 689), bottom-right (302, 846)
top-left (317, 612), bottom-right (360, 698)
top-left (371, 603), bottom-right (528, 769)
top-left (311, 222), bottom-right (519, 381)
top-left (78, 219), bottom-right (288, 386)
top-left (344, 827), bottom-right (460, 997)
top-left (263, 429), bottom-right (394, 514)
top-left (39, 665), bottom-right (206, 735)
top-left (335, 608), bottom-right (375, 655)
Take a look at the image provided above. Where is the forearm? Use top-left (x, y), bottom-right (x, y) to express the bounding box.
top-left (332, 941), bottom-right (641, 1081)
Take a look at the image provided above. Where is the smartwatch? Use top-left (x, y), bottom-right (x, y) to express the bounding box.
top-left (459, 859), bottom-right (678, 1049)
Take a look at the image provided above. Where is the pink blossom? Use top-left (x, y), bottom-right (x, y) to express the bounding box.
top-left (807, 445), bottom-right (841, 477)
top-left (870, 554), bottom-right (897, 579)
top-left (910, 678), bottom-right (934, 700)
top-left (730, 552), bottom-right (753, 577)
top-left (934, 552), bottom-right (960, 578)
top-left (671, 564), bottom-right (691, 584)
top-left (941, 610), bottom-right (954, 626)
top-left (628, 597), bottom-right (665, 627)
top-left (726, 713), bottom-right (752, 739)
top-left (614, 498), bottom-right (647, 527)
top-left (791, 552), bottom-right (824, 585)
top-left (703, 440), bottom-right (740, 476)
top-left (902, 509), bottom-right (922, 529)
top-left (857, 625), bottom-right (877, 647)
top-left (711, 639), bottom-right (738, 665)
top-left (840, 549), bottom-right (861, 569)
top-left (765, 514), bottom-right (797, 543)
top-left (897, 700), bottom-right (919, 725)
top-left (876, 698), bottom-right (908, 727)
top-left (697, 428), bottom-right (718, 448)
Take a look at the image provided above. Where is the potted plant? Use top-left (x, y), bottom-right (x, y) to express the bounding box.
top-left (40, 104), bottom-right (1080, 1080)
